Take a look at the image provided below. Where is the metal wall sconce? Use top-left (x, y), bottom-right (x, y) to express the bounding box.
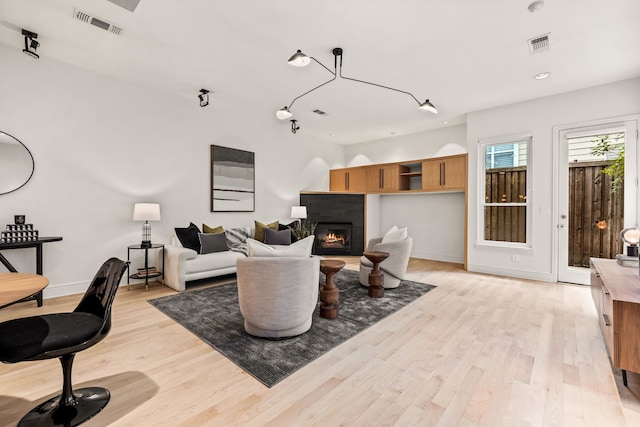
top-left (198, 89), bottom-right (210, 107)
top-left (22, 29), bottom-right (40, 59)
top-left (276, 47), bottom-right (438, 123)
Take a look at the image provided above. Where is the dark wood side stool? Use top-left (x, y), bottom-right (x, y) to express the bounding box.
top-left (363, 251), bottom-right (389, 298)
top-left (319, 259), bottom-right (346, 319)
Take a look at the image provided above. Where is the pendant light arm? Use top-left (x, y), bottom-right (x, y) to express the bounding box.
top-left (310, 57), bottom-right (336, 76)
top-left (287, 74), bottom-right (337, 109)
top-left (338, 69), bottom-right (422, 105)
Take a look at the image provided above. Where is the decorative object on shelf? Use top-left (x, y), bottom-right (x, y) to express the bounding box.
top-left (276, 47), bottom-right (438, 130)
top-left (211, 145), bottom-right (255, 212)
top-left (21, 29), bottom-right (39, 59)
top-left (198, 88), bottom-right (210, 107)
top-left (1, 216), bottom-right (38, 244)
top-left (289, 205), bottom-right (316, 240)
top-left (132, 203), bottom-right (161, 248)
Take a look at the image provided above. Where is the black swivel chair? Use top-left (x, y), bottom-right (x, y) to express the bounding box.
top-left (0, 257), bottom-right (128, 427)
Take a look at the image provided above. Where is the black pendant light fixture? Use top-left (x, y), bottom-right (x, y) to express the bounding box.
top-left (277, 47), bottom-right (438, 124)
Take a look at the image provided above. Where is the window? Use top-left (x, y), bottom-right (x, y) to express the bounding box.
top-left (479, 135), bottom-right (530, 245)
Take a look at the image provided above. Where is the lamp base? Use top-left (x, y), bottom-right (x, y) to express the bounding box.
top-left (140, 241), bottom-right (152, 248)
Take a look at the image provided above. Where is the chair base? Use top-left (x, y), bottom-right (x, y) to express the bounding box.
top-left (19, 387), bottom-right (110, 427)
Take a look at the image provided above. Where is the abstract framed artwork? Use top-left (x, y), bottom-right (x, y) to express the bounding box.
top-left (210, 145), bottom-right (255, 212)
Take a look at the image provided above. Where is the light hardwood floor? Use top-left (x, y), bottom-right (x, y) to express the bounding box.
top-left (1, 258), bottom-right (639, 426)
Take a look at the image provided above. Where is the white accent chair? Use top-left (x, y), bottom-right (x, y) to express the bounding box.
top-left (359, 236), bottom-right (413, 289)
top-left (236, 256), bottom-right (320, 338)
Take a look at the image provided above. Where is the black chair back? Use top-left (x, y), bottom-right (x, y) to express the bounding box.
top-left (73, 257), bottom-right (128, 346)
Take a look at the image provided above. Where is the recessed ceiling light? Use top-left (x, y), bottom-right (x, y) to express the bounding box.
top-left (330, 133), bottom-right (335, 137)
top-left (390, 132), bottom-right (396, 135)
top-left (443, 121), bottom-right (449, 125)
top-left (534, 71), bottom-right (551, 80)
top-left (528, 0), bottom-right (544, 13)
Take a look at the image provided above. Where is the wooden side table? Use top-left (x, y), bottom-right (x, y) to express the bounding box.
top-left (319, 259), bottom-right (346, 319)
top-left (363, 251), bottom-right (389, 298)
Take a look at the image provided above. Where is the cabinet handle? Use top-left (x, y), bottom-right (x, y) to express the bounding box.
top-left (603, 313), bottom-right (611, 326)
top-left (379, 168), bottom-right (384, 188)
top-left (345, 172), bottom-right (349, 190)
top-left (439, 162), bottom-right (444, 186)
top-left (442, 162), bottom-right (446, 185)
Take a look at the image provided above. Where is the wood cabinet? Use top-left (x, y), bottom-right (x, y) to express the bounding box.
top-left (365, 164), bottom-right (409, 192)
top-left (329, 154), bottom-right (467, 195)
top-left (590, 258), bottom-right (640, 385)
top-left (329, 167), bottom-right (366, 192)
top-left (422, 155), bottom-right (467, 191)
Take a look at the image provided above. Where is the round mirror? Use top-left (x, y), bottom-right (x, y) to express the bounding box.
top-left (0, 131), bottom-right (35, 195)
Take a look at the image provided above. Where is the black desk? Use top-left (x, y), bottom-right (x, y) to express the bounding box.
top-left (0, 237), bottom-right (63, 306)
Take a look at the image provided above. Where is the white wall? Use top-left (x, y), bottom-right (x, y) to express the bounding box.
top-left (467, 78), bottom-right (640, 281)
top-left (343, 125), bottom-right (468, 263)
top-left (0, 45), bottom-right (343, 297)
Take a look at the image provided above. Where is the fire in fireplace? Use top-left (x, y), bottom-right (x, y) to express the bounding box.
top-left (314, 222), bottom-right (352, 255)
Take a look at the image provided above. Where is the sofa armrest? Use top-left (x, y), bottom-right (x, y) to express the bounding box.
top-left (160, 244), bottom-right (198, 291)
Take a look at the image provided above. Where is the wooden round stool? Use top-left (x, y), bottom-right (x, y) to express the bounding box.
top-left (363, 251), bottom-right (389, 298)
top-left (319, 259), bottom-right (346, 319)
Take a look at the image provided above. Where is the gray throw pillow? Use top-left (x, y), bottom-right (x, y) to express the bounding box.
top-left (264, 228), bottom-right (291, 245)
top-left (199, 232), bottom-right (229, 254)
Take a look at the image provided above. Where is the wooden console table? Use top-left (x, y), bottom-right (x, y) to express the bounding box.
top-left (590, 258), bottom-right (640, 386)
top-left (0, 273), bottom-right (49, 309)
top-left (0, 237), bottom-right (62, 306)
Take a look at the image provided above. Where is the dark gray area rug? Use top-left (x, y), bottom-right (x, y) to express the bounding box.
top-left (148, 269), bottom-right (435, 387)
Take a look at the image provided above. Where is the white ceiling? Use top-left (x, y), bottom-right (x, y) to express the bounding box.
top-left (1, 0), bottom-right (639, 144)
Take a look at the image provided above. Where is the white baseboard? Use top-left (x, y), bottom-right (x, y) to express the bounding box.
top-left (411, 251), bottom-right (464, 265)
top-left (467, 264), bottom-right (556, 282)
top-left (42, 281), bottom-right (91, 299)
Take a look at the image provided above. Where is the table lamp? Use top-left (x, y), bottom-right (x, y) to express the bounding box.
top-left (621, 227), bottom-right (640, 257)
top-left (133, 203), bottom-right (161, 248)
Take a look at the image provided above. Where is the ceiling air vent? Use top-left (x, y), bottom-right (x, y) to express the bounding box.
top-left (73, 9), bottom-right (123, 35)
top-left (528, 33), bottom-right (550, 54)
top-left (313, 109), bottom-right (328, 116)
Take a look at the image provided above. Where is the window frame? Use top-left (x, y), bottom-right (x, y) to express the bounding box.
top-left (477, 133), bottom-right (532, 248)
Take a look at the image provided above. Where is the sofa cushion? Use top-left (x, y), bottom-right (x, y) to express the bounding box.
top-left (254, 220), bottom-right (279, 242)
top-left (185, 250), bottom-right (244, 274)
top-left (199, 232), bottom-right (229, 254)
top-left (279, 221), bottom-right (300, 242)
top-left (265, 228), bottom-right (291, 245)
top-left (203, 224), bottom-right (224, 234)
top-left (175, 223), bottom-right (202, 252)
top-left (382, 226), bottom-right (408, 243)
top-left (247, 235), bottom-right (314, 257)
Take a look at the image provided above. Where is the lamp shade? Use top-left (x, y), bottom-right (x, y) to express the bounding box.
top-left (621, 227), bottom-right (640, 245)
top-left (287, 50), bottom-right (311, 67)
top-left (276, 106), bottom-right (293, 120)
top-left (133, 203), bottom-right (161, 221)
top-left (418, 99), bottom-right (438, 114)
top-left (291, 206), bottom-right (307, 219)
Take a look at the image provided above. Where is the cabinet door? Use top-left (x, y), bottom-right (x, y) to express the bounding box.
top-left (347, 167), bottom-right (366, 192)
top-left (421, 159), bottom-right (442, 191)
top-left (381, 165), bottom-right (400, 191)
top-left (442, 155), bottom-right (467, 190)
top-left (366, 166), bottom-right (384, 192)
top-left (330, 169), bottom-right (347, 191)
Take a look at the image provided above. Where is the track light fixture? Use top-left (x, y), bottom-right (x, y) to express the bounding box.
top-left (277, 47), bottom-right (437, 122)
top-left (290, 120), bottom-right (300, 134)
top-left (21, 29), bottom-right (39, 59)
top-left (198, 89), bottom-right (210, 107)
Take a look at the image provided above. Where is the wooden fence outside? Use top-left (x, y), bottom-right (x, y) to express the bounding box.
top-left (568, 160), bottom-right (623, 267)
top-left (485, 161), bottom-right (623, 266)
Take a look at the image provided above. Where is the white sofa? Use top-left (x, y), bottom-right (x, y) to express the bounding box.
top-left (159, 234), bottom-right (246, 292)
